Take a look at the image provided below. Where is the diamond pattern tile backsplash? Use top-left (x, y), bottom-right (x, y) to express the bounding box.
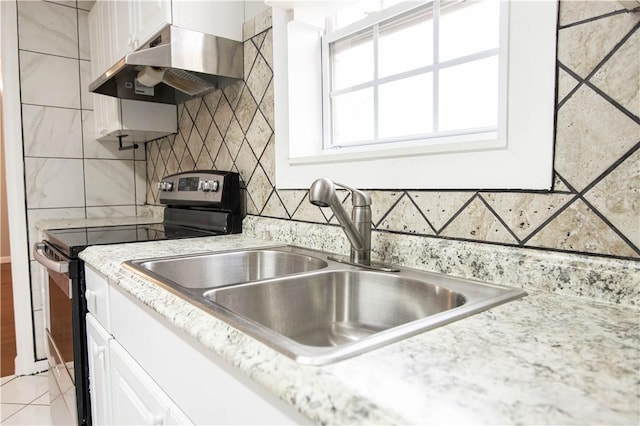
top-left (147, 2), bottom-right (640, 261)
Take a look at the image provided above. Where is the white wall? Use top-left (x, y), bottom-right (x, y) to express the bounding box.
top-left (2, 0), bottom-right (146, 374)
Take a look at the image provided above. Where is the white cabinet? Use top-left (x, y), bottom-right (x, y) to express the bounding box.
top-left (92, 97), bottom-right (177, 143)
top-left (110, 0), bottom-right (134, 66)
top-left (171, 1), bottom-right (244, 41)
top-left (86, 0), bottom-right (246, 144)
top-left (131, 0), bottom-right (172, 50)
top-left (88, 0), bottom-right (176, 144)
top-left (86, 314), bottom-right (113, 426)
top-left (88, 0), bottom-right (112, 80)
top-left (87, 313), bottom-right (191, 426)
top-left (85, 264), bottom-right (111, 329)
top-left (110, 342), bottom-right (192, 426)
top-left (85, 267), bottom-right (192, 426)
top-left (97, 0), bottom-right (243, 73)
top-left (111, 0), bottom-right (171, 61)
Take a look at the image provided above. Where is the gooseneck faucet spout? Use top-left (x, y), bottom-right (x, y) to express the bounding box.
top-left (309, 178), bottom-right (372, 265)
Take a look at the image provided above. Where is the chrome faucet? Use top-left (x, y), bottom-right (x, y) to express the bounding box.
top-left (309, 178), bottom-right (372, 266)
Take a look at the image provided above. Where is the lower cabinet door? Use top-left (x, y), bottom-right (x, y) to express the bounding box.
top-left (109, 341), bottom-right (193, 425)
top-left (86, 314), bottom-right (113, 425)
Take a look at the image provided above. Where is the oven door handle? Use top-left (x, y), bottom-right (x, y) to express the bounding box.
top-left (33, 242), bottom-right (69, 273)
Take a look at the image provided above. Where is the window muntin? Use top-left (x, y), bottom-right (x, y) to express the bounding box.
top-left (323, 0), bottom-right (502, 150)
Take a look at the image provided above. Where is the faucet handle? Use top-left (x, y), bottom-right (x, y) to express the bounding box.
top-left (334, 182), bottom-right (371, 207)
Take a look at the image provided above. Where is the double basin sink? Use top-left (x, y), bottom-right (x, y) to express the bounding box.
top-left (124, 246), bottom-right (526, 365)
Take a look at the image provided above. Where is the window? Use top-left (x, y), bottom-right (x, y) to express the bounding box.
top-left (323, 1), bottom-right (502, 151)
top-left (270, 0), bottom-right (558, 190)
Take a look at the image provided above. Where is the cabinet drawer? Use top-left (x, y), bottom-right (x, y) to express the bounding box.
top-left (85, 266), bottom-right (110, 331)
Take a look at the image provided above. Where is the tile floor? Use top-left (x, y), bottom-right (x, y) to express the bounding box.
top-left (1, 373), bottom-right (52, 425)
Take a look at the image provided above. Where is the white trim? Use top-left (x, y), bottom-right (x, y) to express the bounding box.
top-left (1, 0), bottom-right (40, 376)
top-left (0, 256), bottom-right (11, 264)
top-left (273, 0), bottom-right (557, 190)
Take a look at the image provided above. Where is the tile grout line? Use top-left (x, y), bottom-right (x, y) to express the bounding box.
top-left (558, 8), bottom-right (630, 30)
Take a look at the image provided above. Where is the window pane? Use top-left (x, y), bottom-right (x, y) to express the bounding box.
top-left (378, 10), bottom-right (433, 78)
top-left (439, 0), bottom-right (500, 62)
top-left (438, 56), bottom-right (499, 132)
top-left (331, 31), bottom-right (374, 90)
top-left (379, 73), bottom-right (433, 139)
top-left (332, 88), bottom-right (374, 145)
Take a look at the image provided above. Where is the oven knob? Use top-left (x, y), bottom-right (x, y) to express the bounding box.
top-left (158, 181), bottom-right (174, 191)
top-left (198, 180), bottom-right (219, 192)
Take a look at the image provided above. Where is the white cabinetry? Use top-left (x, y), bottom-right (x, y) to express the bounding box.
top-left (171, 1), bottom-right (244, 41)
top-left (111, 0), bottom-right (171, 61)
top-left (110, 342), bottom-right (192, 426)
top-left (88, 0), bottom-right (112, 80)
top-left (109, 0), bottom-right (134, 66)
top-left (97, 0), bottom-right (244, 71)
top-left (86, 314), bottom-right (112, 426)
top-left (84, 265), bottom-right (310, 425)
top-left (84, 266), bottom-right (192, 426)
top-left (87, 0), bottom-right (246, 144)
top-left (88, 0), bottom-right (176, 144)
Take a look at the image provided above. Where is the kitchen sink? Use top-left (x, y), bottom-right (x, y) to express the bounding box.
top-left (124, 246), bottom-right (526, 364)
top-left (125, 247), bottom-right (328, 289)
top-left (204, 270), bottom-right (466, 347)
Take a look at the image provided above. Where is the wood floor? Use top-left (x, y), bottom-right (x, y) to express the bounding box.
top-left (1, 262), bottom-right (16, 377)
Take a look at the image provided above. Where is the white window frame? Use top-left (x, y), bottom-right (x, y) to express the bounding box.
top-left (321, 1), bottom-right (504, 152)
top-left (271, 0), bottom-right (558, 190)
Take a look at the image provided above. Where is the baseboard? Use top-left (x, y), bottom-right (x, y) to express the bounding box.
top-left (0, 256), bottom-right (10, 264)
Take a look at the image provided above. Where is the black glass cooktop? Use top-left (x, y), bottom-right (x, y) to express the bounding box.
top-left (45, 223), bottom-right (223, 258)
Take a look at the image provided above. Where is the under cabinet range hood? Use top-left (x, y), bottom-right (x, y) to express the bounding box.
top-left (89, 25), bottom-right (243, 104)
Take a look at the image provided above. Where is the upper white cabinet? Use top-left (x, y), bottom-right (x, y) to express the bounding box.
top-left (171, 1), bottom-right (244, 41)
top-left (103, 0), bottom-right (243, 72)
top-left (112, 0), bottom-right (171, 63)
top-left (88, 0), bottom-right (111, 81)
top-left (110, 0), bottom-right (135, 67)
top-left (88, 0), bottom-right (177, 144)
top-left (88, 0), bottom-right (245, 144)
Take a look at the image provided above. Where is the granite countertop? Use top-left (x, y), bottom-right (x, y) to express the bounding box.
top-left (79, 234), bottom-right (640, 425)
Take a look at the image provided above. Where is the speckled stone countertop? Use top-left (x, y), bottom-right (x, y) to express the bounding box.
top-left (79, 234), bottom-right (640, 425)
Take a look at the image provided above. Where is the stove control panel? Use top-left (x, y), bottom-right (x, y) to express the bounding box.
top-left (158, 171), bottom-right (241, 211)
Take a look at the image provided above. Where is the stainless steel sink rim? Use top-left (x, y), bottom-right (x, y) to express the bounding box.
top-left (123, 245), bottom-right (527, 365)
top-left (125, 246), bottom-right (329, 290)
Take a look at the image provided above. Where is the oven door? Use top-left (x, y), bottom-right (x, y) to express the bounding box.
top-left (34, 242), bottom-right (79, 426)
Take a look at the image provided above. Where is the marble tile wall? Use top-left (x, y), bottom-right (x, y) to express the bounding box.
top-left (16, 0), bottom-right (144, 359)
top-left (146, 2), bottom-right (639, 262)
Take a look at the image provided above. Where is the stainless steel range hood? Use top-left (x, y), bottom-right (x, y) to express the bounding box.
top-left (89, 25), bottom-right (243, 104)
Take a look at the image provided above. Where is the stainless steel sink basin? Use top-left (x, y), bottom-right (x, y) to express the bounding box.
top-left (204, 270), bottom-right (466, 347)
top-left (124, 246), bottom-right (526, 365)
top-left (125, 247), bottom-right (328, 289)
